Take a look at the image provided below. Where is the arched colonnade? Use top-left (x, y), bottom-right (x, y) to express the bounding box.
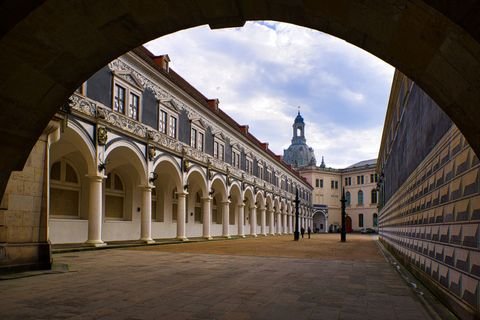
top-left (48, 124), bottom-right (313, 245)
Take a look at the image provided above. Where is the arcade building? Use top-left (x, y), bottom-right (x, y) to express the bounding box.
top-left (2, 46), bottom-right (313, 255)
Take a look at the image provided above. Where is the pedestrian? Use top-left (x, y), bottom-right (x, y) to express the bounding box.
top-left (301, 227), bottom-right (305, 239)
top-left (307, 227), bottom-right (311, 239)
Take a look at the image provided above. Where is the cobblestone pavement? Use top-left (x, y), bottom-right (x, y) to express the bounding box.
top-left (0, 234), bottom-right (433, 320)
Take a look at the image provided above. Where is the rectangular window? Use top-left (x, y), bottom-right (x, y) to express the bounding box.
top-left (259, 165), bottom-right (264, 180)
top-left (315, 179), bottom-right (319, 188)
top-left (191, 127), bottom-right (197, 149)
top-left (232, 150), bottom-right (240, 168)
top-left (359, 214), bottom-right (364, 228)
top-left (198, 132), bottom-right (204, 152)
top-left (246, 158), bottom-right (253, 175)
top-left (128, 92), bottom-right (139, 120)
top-left (357, 175), bottom-right (364, 185)
top-left (345, 177), bottom-right (352, 186)
top-left (219, 144), bottom-right (224, 161)
top-left (114, 84), bottom-right (126, 113)
top-left (335, 181), bottom-right (338, 189)
top-left (159, 110), bottom-right (167, 134)
top-left (213, 140), bottom-right (225, 161)
top-left (370, 174), bottom-right (374, 183)
top-left (331, 180), bottom-right (334, 189)
top-left (169, 116), bottom-right (177, 138)
top-left (320, 179), bottom-right (323, 188)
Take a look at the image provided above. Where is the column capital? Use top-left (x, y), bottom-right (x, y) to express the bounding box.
top-left (201, 196), bottom-right (212, 202)
top-left (86, 174), bottom-right (106, 181)
top-left (140, 185), bottom-right (153, 191)
top-left (250, 205), bottom-right (257, 210)
top-left (176, 191), bottom-right (188, 198)
top-left (238, 203), bottom-right (245, 208)
top-left (221, 200), bottom-right (231, 205)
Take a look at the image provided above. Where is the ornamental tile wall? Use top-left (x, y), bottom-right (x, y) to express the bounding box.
top-left (379, 125), bottom-right (480, 312)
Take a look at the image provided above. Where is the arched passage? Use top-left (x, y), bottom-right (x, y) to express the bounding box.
top-left (210, 176), bottom-right (228, 236)
top-left (49, 125), bottom-right (96, 244)
top-left (103, 142), bottom-right (148, 241)
top-left (229, 182), bottom-right (242, 236)
top-left (185, 167), bottom-right (208, 238)
top-left (2, 1), bottom-right (480, 201)
top-left (151, 156), bottom-right (182, 239)
top-left (313, 209), bottom-right (328, 234)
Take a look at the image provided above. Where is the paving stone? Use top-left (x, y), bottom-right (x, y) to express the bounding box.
top-left (0, 234), bottom-right (436, 319)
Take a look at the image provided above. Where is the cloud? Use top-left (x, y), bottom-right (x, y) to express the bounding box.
top-left (144, 21), bottom-right (394, 169)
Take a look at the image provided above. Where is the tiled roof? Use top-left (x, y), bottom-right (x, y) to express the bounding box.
top-left (345, 158), bottom-right (377, 169)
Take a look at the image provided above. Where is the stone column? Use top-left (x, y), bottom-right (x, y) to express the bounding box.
top-left (238, 203), bottom-right (245, 237)
top-left (283, 212), bottom-right (287, 235)
top-left (250, 205), bottom-right (257, 237)
top-left (86, 175), bottom-right (106, 246)
top-left (268, 209), bottom-right (275, 235)
top-left (202, 197), bottom-right (212, 240)
top-left (140, 186), bottom-right (154, 243)
top-left (260, 207), bottom-right (266, 236)
top-left (277, 211), bottom-right (282, 234)
top-left (176, 192), bottom-right (188, 240)
top-left (222, 201), bottom-right (230, 238)
top-left (288, 214), bottom-right (292, 234)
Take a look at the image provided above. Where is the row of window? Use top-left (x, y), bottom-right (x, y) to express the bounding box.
top-left (315, 174), bottom-right (379, 189)
top-left (345, 189), bottom-right (378, 206)
top-left (86, 79), bottom-right (310, 195)
top-left (356, 213), bottom-right (379, 228)
top-left (345, 174), bottom-right (379, 186)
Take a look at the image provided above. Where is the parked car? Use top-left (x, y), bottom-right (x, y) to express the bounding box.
top-left (360, 227), bottom-right (376, 234)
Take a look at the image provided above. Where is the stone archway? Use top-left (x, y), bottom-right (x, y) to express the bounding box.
top-left (313, 209), bottom-right (328, 234)
top-left (2, 1), bottom-right (480, 201)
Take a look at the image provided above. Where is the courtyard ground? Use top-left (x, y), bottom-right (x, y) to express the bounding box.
top-left (0, 234), bottom-right (448, 319)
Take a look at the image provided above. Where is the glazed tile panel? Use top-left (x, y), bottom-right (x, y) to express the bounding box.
top-left (380, 126), bottom-right (480, 310)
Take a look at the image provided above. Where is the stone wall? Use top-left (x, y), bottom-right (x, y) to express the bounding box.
top-left (0, 124), bottom-right (57, 272)
top-left (380, 122), bottom-right (480, 318)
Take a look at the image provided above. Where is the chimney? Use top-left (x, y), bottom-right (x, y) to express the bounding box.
top-left (239, 125), bottom-right (249, 135)
top-left (153, 54), bottom-right (171, 72)
top-left (207, 99), bottom-right (219, 112)
top-left (260, 142), bottom-right (269, 150)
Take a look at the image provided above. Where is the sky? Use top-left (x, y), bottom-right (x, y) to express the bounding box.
top-left (145, 21), bottom-right (394, 168)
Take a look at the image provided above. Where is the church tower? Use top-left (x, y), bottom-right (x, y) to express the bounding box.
top-left (283, 111), bottom-right (317, 169)
top-left (292, 111), bottom-right (306, 145)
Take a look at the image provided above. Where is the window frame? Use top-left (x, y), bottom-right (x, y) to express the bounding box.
top-left (232, 148), bottom-right (241, 169)
top-left (246, 156), bottom-right (253, 175)
top-left (213, 139), bottom-right (225, 161)
top-left (112, 76), bottom-right (142, 121)
top-left (358, 190), bottom-right (364, 206)
top-left (105, 171), bottom-right (126, 220)
top-left (190, 124), bottom-right (205, 152)
top-left (50, 159), bottom-right (81, 219)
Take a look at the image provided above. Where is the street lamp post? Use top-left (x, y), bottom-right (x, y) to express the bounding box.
top-left (340, 187), bottom-right (346, 242)
top-left (294, 189), bottom-right (300, 241)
